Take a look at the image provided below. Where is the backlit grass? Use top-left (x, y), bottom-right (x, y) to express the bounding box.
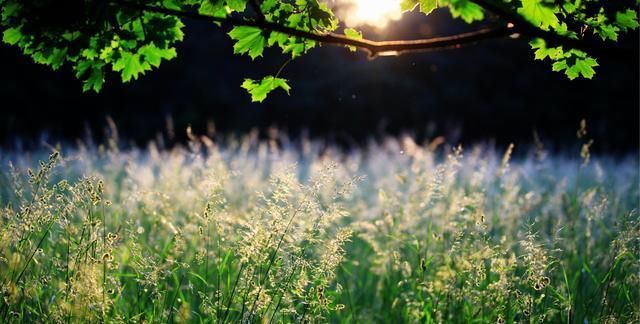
top-left (0, 131), bottom-right (638, 323)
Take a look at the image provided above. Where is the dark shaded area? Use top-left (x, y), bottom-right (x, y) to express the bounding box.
top-left (1, 10), bottom-right (638, 153)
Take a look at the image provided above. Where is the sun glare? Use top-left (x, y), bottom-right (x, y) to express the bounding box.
top-left (334, 0), bottom-right (404, 28)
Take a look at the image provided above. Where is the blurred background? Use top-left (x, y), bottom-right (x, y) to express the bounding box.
top-left (1, 9), bottom-right (638, 153)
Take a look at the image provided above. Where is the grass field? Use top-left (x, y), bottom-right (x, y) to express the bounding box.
top-left (0, 132), bottom-right (638, 323)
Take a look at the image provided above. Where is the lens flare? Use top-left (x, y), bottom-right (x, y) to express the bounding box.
top-left (333, 0), bottom-right (404, 28)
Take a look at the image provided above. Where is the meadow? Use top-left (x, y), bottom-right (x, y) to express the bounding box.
top-left (0, 128), bottom-right (638, 323)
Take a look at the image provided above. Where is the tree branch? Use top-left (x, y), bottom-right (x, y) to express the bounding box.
top-left (112, 1), bottom-right (515, 57)
top-left (113, 0), bottom-right (610, 57)
top-left (472, 0), bottom-right (590, 50)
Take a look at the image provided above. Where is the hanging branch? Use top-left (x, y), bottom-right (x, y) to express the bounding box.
top-left (111, 0), bottom-right (612, 57)
top-left (111, 1), bottom-right (517, 57)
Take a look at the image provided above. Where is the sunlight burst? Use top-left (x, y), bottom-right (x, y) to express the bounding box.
top-left (333, 0), bottom-right (404, 28)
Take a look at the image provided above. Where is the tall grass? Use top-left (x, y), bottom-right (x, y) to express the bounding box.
top-left (0, 130), bottom-right (637, 323)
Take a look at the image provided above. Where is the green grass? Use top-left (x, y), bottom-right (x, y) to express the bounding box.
top-left (0, 135), bottom-right (637, 323)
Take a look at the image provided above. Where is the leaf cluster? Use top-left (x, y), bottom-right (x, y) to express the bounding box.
top-left (1, 0), bottom-right (184, 91)
top-left (1, 0), bottom-right (638, 100)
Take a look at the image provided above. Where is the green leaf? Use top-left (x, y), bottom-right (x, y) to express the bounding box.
top-left (400, 0), bottom-right (419, 11)
top-left (554, 22), bottom-right (578, 39)
top-left (530, 38), bottom-right (598, 80)
top-left (596, 24), bottom-right (619, 41)
top-left (551, 60), bottom-right (568, 72)
top-left (517, 0), bottom-right (559, 31)
top-left (113, 52), bottom-right (148, 82)
top-left (616, 9), bottom-right (640, 31)
top-left (281, 39), bottom-right (315, 58)
top-left (530, 38), bottom-right (563, 60)
top-left (448, 0), bottom-right (484, 24)
top-left (268, 32), bottom-right (289, 47)
top-left (162, 0), bottom-right (182, 10)
top-left (551, 53), bottom-right (598, 80)
top-left (83, 66), bottom-right (105, 92)
top-left (76, 60), bottom-right (105, 92)
top-left (261, 0), bottom-right (277, 12)
top-left (308, 2), bottom-right (337, 30)
top-left (228, 26), bottom-right (266, 59)
top-left (565, 57), bottom-right (598, 80)
top-left (199, 0), bottom-right (226, 16)
top-left (241, 76), bottom-right (291, 102)
top-left (401, 0), bottom-right (439, 15)
top-left (1, 2), bottom-right (21, 20)
top-left (46, 47), bottom-right (68, 70)
top-left (562, 2), bottom-right (576, 14)
top-left (2, 27), bottom-right (21, 45)
top-left (419, 0), bottom-right (440, 15)
top-left (226, 0), bottom-right (247, 12)
top-left (344, 28), bottom-right (363, 52)
top-left (139, 44), bottom-right (177, 67)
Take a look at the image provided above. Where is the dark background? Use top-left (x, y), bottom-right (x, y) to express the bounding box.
top-left (1, 9), bottom-right (638, 153)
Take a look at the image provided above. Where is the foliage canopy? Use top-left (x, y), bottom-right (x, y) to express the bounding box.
top-left (1, 0), bottom-right (638, 101)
